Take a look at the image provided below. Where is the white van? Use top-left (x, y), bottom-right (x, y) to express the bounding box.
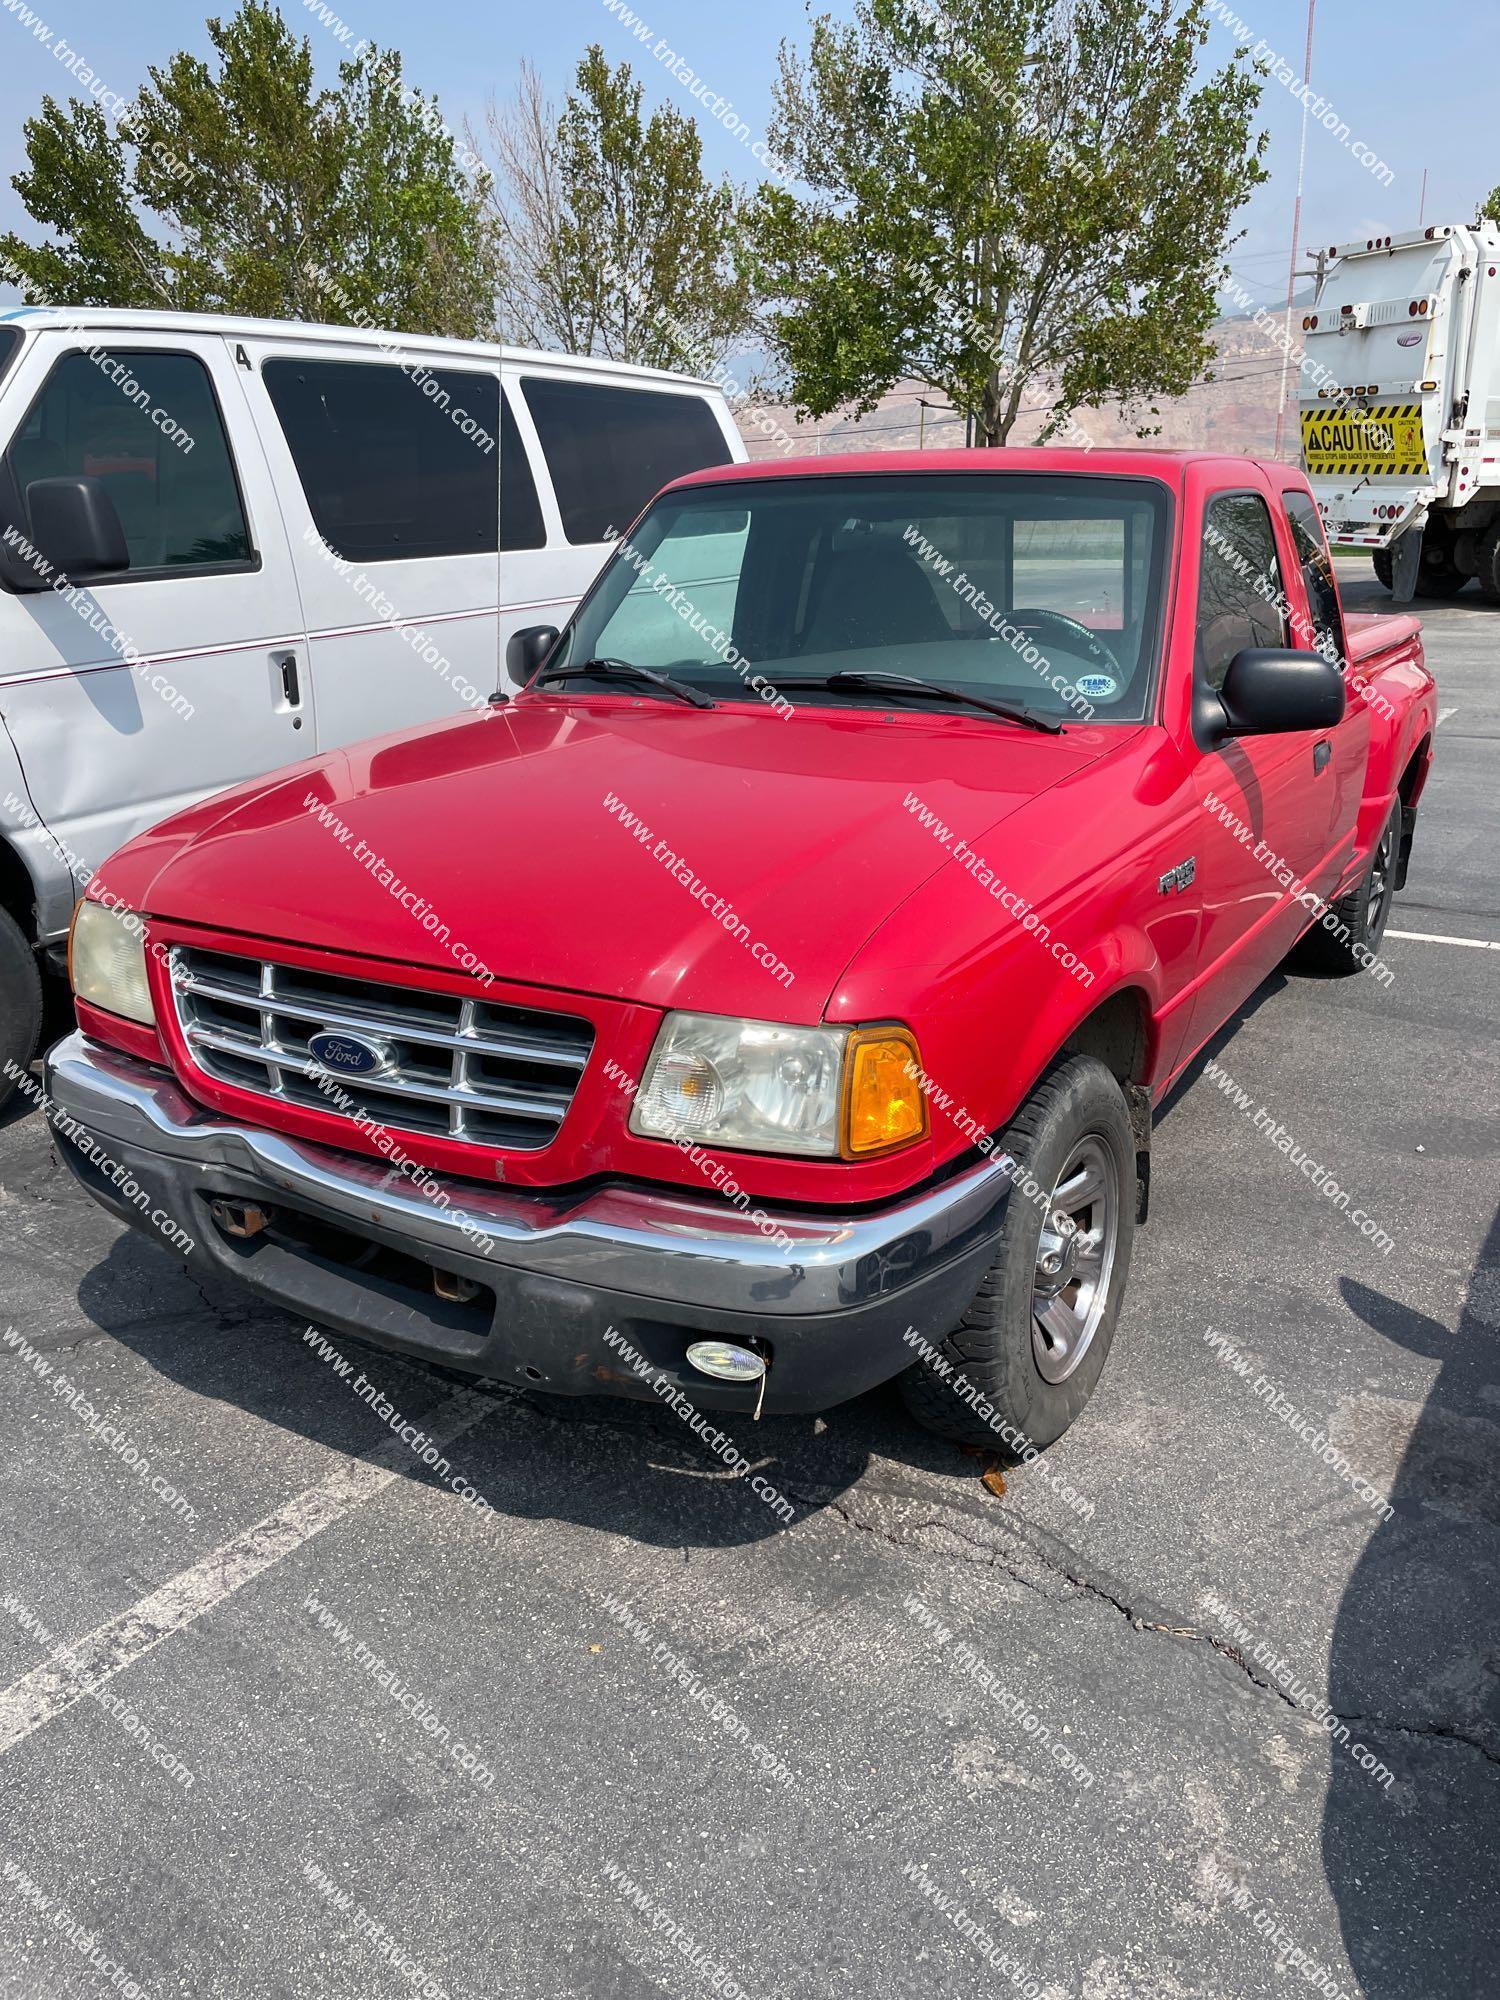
top-left (0, 308), bottom-right (746, 1099)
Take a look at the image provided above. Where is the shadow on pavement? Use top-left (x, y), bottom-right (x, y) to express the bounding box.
top-left (74, 1228), bottom-right (986, 1556)
top-left (1322, 1205), bottom-right (1500, 1995)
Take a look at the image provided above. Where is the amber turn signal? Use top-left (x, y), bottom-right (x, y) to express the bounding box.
top-left (841, 1026), bottom-right (928, 1157)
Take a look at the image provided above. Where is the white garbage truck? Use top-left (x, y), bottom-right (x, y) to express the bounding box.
top-left (1296, 219), bottom-right (1500, 601)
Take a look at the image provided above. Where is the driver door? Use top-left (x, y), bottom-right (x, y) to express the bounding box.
top-left (1186, 482), bottom-right (1342, 1041)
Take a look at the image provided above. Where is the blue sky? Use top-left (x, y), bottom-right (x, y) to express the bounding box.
top-left (0, 0), bottom-right (1486, 316)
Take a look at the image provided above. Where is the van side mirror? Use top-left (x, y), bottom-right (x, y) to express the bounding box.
top-left (1214, 648), bottom-right (1346, 740)
top-left (24, 477), bottom-right (129, 583)
top-left (507, 624), bottom-right (560, 683)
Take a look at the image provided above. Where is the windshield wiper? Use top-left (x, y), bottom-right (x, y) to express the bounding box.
top-left (532, 657), bottom-right (717, 709)
top-left (772, 669), bottom-right (1062, 734)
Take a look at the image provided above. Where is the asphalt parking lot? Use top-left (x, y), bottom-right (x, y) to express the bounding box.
top-left (1, 562), bottom-right (1496, 2000)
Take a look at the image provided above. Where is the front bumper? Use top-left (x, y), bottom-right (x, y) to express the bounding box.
top-left (43, 1032), bottom-right (1012, 1414)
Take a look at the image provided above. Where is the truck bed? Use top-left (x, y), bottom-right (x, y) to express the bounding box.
top-left (1344, 610), bottom-right (1421, 665)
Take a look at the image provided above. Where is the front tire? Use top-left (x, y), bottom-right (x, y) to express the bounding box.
top-left (900, 1055), bottom-right (1136, 1454)
top-left (1290, 802), bottom-right (1399, 976)
top-left (0, 905), bottom-right (43, 1111)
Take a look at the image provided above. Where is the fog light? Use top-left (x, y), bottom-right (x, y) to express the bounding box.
top-left (685, 1340), bottom-right (766, 1383)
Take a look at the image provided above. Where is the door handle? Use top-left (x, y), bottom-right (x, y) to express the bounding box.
top-left (272, 650), bottom-right (303, 727)
top-left (1312, 739), bottom-right (1331, 774)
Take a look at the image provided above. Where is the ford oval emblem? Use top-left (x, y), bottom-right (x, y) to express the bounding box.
top-left (308, 1030), bottom-right (391, 1076)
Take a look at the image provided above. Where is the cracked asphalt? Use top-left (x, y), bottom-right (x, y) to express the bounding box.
top-left (1, 565), bottom-right (1496, 2000)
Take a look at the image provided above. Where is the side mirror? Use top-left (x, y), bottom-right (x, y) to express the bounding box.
top-left (24, 476), bottom-right (129, 583)
top-left (1214, 647), bottom-right (1346, 741)
top-left (507, 623), bottom-right (560, 683)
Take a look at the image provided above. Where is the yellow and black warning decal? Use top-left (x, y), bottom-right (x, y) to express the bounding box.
top-left (1300, 404), bottom-right (1427, 477)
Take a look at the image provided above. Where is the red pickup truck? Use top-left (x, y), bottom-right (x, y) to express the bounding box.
top-left (47, 449), bottom-right (1435, 1456)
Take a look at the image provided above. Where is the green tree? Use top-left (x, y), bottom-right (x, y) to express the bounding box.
top-left (1, 1), bottom-right (501, 338)
top-left (479, 48), bottom-right (757, 366)
top-left (754, 0), bottom-right (1268, 446)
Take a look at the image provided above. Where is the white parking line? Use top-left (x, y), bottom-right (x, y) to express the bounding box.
top-left (1386, 929), bottom-right (1500, 951)
top-left (1437, 706), bottom-right (1458, 727)
top-left (0, 1386), bottom-right (493, 1758)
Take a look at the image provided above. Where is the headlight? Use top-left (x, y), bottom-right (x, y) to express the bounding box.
top-left (69, 900), bottom-right (156, 1025)
top-left (630, 1013), bottom-right (927, 1159)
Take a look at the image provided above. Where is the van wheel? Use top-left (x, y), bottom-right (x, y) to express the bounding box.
top-left (0, 906), bottom-right (43, 1111)
top-left (1290, 802), bottom-right (1399, 976)
top-left (899, 1055), bottom-right (1135, 1455)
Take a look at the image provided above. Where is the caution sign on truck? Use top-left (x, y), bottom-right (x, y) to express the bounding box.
top-left (1300, 403), bottom-right (1427, 477)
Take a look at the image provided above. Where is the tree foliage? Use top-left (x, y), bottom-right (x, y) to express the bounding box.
top-left (1, 1), bottom-right (501, 337)
top-left (479, 46), bottom-right (757, 367)
top-left (754, 0), bottom-right (1268, 444)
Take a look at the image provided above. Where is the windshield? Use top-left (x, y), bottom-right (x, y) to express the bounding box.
top-left (551, 472), bottom-right (1172, 723)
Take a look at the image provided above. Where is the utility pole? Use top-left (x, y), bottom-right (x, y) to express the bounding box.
top-left (1273, 0), bottom-right (1318, 459)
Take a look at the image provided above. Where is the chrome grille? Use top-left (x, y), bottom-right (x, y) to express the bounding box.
top-left (169, 946), bottom-right (593, 1151)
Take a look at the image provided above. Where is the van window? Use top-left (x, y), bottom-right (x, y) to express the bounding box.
top-left (521, 378), bottom-right (732, 545)
top-left (1195, 492), bottom-right (1289, 691)
top-left (6, 349), bottom-right (252, 574)
top-left (1282, 489), bottom-right (1345, 666)
top-left (263, 360), bottom-right (545, 561)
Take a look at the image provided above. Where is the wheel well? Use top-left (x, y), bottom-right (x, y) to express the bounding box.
top-left (1060, 987), bottom-right (1150, 1087)
top-left (1398, 736), bottom-right (1430, 806)
top-left (1394, 735), bottom-right (1431, 891)
top-left (0, 838), bottom-right (38, 941)
top-left (1059, 988), bottom-right (1153, 1223)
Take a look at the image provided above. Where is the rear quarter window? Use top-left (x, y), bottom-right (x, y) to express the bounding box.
top-left (521, 378), bottom-right (732, 545)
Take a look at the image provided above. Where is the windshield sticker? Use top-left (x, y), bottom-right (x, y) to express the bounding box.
top-left (1076, 673), bottom-right (1119, 700)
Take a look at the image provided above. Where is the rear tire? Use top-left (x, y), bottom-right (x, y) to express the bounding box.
top-left (1290, 802), bottom-right (1399, 976)
top-left (900, 1055), bottom-right (1136, 1454)
top-left (1376, 541), bottom-right (1469, 596)
top-left (0, 905), bottom-right (43, 1111)
top-left (1475, 522), bottom-right (1500, 604)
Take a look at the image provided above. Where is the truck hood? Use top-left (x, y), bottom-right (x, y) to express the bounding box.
top-left (111, 697), bottom-right (1111, 1022)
